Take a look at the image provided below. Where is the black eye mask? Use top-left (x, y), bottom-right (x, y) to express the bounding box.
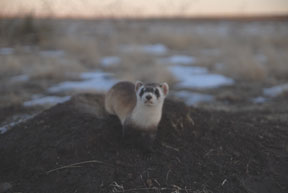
top-left (154, 89), bottom-right (160, 98)
top-left (139, 88), bottom-right (145, 97)
top-left (139, 87), bottom-right (160, 98)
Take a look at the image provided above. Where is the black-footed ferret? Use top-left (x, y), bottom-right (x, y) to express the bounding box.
top-left (105, 81), bottom-right (169, 149)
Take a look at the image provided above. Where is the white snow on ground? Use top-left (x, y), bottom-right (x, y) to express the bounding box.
top-left (79, 71), bottom-right (111, 80)
top-left (23, 96), bottom-right (71, 107)
top-left (170, 65), bottom-right (208, 74)
top-left (249, 83), bottom-right (288, 103)
top-left (9, 75), bottom-right (30, 82)
top-left (0, 48), bottom-right (14, 55)
top-left (251, 96), bottom-right (268, 104)
top-left (121, 44), bottom-right (167, 55)
top-left (0, 126), bottom-right (8, 134)
top-left (0, 114), bottom-right (34, 134)
top-left (100, 56), bottom-right (121, 67)
top-left (40, 50), bottom-right (65, 57)
top-left (169, 65), bottom-right (234, 89)
top-left (48, 71), bottom-right (117, 93)
top-left (173, 91), bottom-right (214, 106)
top-left (263, 83), bottom-right (288, 97)
top-left (158, 55), bottom-right (197, 65)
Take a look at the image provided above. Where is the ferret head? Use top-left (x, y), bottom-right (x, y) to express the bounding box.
top-left (135, 81), bottom-right (169, 106)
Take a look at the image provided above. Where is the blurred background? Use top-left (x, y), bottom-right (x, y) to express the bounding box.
top-left (0, 0), bottom-right (288, 132)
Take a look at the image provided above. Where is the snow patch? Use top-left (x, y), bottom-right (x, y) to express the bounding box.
top-left (169, 65), bottom-right (234, 89)
top-left (48, 71), bottom-right (117, 93)
top-left (100, 56), bottom-right (121, 67)
top-left (9, 75), bottom-right (29, 82)
top-left (0, 127), bottom-right (8, 134)
top-left (263, 83), bottom-right (288, 97)
top-left (159, 55), bottom-right (197, 65)
top-left (170, 66), bottom-right (208, 75)
top-left (23, 96), bottom-right (71, 107)
top-left (0, 114), bottom-right (34, 134)
top-left (251, 96), bottom-right (267, 104)
top-left (0, 48), bottom-right (14, 55)
top-left (121, 44), bottom-right (167, 55)
top-left (174, 91), bottom-right (214, 106)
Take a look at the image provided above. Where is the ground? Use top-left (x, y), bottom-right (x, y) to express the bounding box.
top-left (0, 94), bottom-right (287, 193)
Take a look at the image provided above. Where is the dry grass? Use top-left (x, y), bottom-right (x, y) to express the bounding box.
top-left (221, 45), bottom-right (268, 81)
top-left (0, 56), bottom-right (23, 76)
top-left (148, 22), bottom-right (288, 81)
top-left (0, 15), bottom-right (54, 46)
top-left (0, 18), bottom-right (288, 107)
top-left (0, 54), bottom-right (86, 80)
top-left (1, 18), bottom-right (287, 82)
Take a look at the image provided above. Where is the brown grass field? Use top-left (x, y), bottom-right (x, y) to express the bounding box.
top-left (0, 17), bottom-right (288, 108)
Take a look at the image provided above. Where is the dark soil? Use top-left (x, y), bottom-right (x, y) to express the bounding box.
top-left (0, 94), bottom-right (287, 193)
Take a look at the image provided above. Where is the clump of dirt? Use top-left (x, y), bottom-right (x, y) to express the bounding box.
top-left (0, 94), bottom-right (287, 193)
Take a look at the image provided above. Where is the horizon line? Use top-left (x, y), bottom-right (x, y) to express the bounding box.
top-left (1, 13), bottom-right (288, 21)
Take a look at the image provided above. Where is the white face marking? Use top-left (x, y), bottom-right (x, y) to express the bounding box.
top-left (131, 82), bottom-right (169, 128)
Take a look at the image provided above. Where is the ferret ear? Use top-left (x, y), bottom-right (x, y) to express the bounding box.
top-left (135, 80), bottom-right (143, 92)
top-left (160, 82), bottom-right (169, 96)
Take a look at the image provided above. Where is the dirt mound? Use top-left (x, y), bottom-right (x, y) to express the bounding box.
top-left (0, 94), bottom-right (287, 193)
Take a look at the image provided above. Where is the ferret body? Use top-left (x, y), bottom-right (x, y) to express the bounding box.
top-left (105, 81), bottom-right (169, 149)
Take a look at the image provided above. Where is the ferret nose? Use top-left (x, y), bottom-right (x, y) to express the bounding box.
top-left (146, 95), bottom-right (152, 100)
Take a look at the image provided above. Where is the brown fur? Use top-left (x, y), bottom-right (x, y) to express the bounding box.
top-left (105, 81), bottom-right (136, 124)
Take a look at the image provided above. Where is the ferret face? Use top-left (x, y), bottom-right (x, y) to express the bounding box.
top-left (135, 81), bottom-right (169, 106)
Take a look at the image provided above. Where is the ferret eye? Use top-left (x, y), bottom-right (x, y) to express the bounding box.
top-left (139, 88), bottom-right (144, 97)
top-left (154, 89), bottom-right (160, 98)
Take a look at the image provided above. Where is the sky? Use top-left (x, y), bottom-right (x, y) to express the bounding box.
top-left (1, 0), bottom-right (288, 18)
